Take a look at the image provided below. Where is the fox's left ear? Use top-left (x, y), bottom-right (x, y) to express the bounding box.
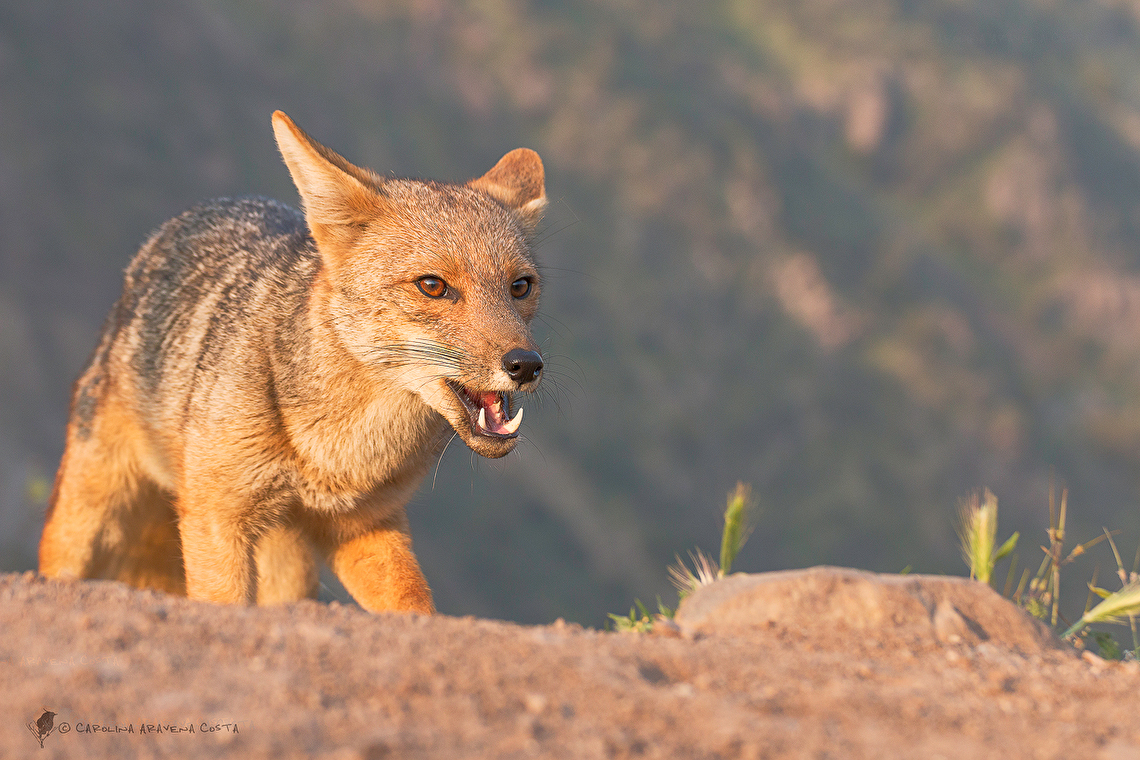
top-left (468, 149), bottom-right (547, 235)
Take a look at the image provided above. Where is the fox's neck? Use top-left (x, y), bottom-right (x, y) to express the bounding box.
top-left (273, 273), bottom-right (450, 497)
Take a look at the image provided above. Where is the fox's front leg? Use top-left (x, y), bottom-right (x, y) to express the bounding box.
top-left (317, 509), bottom-right (434, 614)
top-left (177, 486), bottom-right (257, 605)
top-left (255, 521), bottom-right (318, 604)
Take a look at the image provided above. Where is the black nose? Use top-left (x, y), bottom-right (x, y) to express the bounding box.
top-left (502, 348), bottom-right (543, 385)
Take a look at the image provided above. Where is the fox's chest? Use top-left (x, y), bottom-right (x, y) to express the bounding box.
top-left (283, 391), bottom-right (448, 512)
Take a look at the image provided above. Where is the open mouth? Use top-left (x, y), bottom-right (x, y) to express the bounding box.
top-left (445, 380), bottom-right (524, 438)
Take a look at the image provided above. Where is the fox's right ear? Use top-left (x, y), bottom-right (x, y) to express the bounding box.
top-left (271, 111), bottom-right (386, 240)
top-left (469, 148), bottom-right (547, 235)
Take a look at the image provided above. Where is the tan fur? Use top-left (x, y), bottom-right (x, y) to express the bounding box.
top-left (39, 111), bottom-right (548, 613)
top-left (254, 524), bottom-right (318, 605)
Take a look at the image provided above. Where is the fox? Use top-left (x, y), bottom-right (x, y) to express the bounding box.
top-left (38, 111), bottom-right (548, 614)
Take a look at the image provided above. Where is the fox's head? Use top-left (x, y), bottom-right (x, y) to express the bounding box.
top-left (271, 111), bottom-right (547, 459)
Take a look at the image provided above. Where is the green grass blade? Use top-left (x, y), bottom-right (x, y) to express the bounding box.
top-left (1062, 581), bottom-right (1140, 639)
top-left (957, 489), bottom-right (998, 584)
top-left (720, 482), bottom-right (756, 576)
top-left (994, 531), bottom-right (1019, 562)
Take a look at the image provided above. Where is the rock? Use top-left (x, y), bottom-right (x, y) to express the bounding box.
top-left (4, 571), bottom-right (1136, 758)
top-left (673, 566), bottom-right (1064, 654)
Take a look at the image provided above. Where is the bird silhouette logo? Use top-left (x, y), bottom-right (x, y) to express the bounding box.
top-left (27, 708), bottom-right (56, 749)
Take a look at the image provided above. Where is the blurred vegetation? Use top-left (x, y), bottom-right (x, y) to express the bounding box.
top-left (4, 0), bottom-right (1140, 625)
top-left (956, 486), bottom-right (1140, 655)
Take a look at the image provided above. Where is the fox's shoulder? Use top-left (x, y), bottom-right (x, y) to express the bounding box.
top-left (169, 195), bottom-right (306, 236)
top-left (143, 196), bottom-right (312, 267)
top-left (110, 196), bottom-right (319, 389)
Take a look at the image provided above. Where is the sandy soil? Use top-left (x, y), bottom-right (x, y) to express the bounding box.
top-left (2, 567), bottom-right (1138, 759)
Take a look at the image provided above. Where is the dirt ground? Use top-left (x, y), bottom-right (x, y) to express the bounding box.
top-left (2, 566), bottom-right (1138, 759)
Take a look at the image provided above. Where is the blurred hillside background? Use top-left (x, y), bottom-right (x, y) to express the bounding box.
top-left (5, 0), bottom-right (1140, 626)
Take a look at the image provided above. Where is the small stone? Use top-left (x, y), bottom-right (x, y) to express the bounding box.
top-left (650, 617), bottom-right (682, 638)
top-left (524, 693), bottom-right (548, 714)
top-left (1082, 650), bottom-right (1107, 671)
top-left (933, 600), bottom-right (973, 645)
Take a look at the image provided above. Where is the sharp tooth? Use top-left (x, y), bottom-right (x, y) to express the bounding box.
top-left (502, 407), bottom-right (524, 435)
top-left (477, 407), bottom-right (487, 432)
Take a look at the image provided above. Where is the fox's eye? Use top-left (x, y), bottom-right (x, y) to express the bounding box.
top-left (416, 277), bottom-right (448, 299)
top-left (510, 277), bottom-right (533, 299)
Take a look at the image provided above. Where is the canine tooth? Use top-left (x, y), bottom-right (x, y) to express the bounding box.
top-left (477, 407), bottom-right (487, 432)
top-left (502, 407), bottom-right (524, 435)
